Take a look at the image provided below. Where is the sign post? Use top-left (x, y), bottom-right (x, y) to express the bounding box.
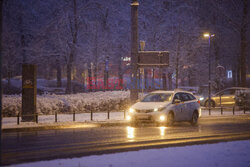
top-left (22, 64), bottom-right (37, 122)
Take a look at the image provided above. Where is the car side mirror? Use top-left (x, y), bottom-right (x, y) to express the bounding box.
top-left (173, 99), bottom-right (181, 104)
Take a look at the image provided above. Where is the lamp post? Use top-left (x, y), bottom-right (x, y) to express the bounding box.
top-left (216, 65), bottom-right (225, 107)
top-left (203, 33), bottom-right (214, 115)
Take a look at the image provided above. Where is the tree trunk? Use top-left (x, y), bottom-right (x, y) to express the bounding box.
top-left (94, 24), bottom-right (98, 91)
top-left (151, 69), bottom-right (155, 90)
top-left (176, 37), bottom-right (180, 89)
top-left (66, 59), bottom-right (72, 94)
top-left (7, 68), bottom-right (11, 93)
top-left (66, 0), bottom-right (78, 94)
top-left (94, 67), bottom-right (97, 91)
top-left (168, 72), bottom-right (172, 90)
top-left (88, 66), bottom-right (92, 92)
top-left (239, 0), bottom-right (248, 87)
top-left (56, 59), bottom-right (61, 87)
top-left (232, 66), bottom-right (237, 86)
top-left (118, 60), bottom-right (123, 89)
top-left (162, 69), bottom-right (167, 90)
top-left (144, 69), bottom-right (148, 91)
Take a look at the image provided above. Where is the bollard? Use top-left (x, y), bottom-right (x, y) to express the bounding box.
top-left (55, 112), bottom-right (57, 122)
top-left (91, 111), bottom-right (93, 121)
top-left (73, 111), bottom-right (75, 122)
top-left (107, 111), bottom-right (110, 120)
top-left (220, 107), bottom-right (223, 115)
top-left (35, 114), bottom-right (38, 123)
top-left (17, 112), bottom-right (20, 125)
top-left (233, 106), bottom-right (235, 115)
top-left (243, 102), bottom-right (246, 114)
top-left (209, 107), bottom-right (211, 115)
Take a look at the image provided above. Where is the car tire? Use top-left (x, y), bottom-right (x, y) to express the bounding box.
top-left (205, 100), bottom-right (215, 108)
top-left (167, 112), bottom-right (174, 126)
top-left (190, 111), bottom-right (198, 126)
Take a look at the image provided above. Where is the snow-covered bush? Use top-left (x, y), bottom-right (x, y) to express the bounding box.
top-left (2, 91), bottom-right (130, 117)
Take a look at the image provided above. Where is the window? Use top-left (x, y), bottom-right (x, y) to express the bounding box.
top-left (181, 93), bottom-right (190, 101)
top-left (142, 93), bottom-right (172, 102)
top-left (222, 89), bottom-right (234, 95)
top-left (173, 93), bottom-right (182, 101)
top-left (187, 93), bottom-right (196, 100)
top-left (227, 70), bottom-right (232, 79)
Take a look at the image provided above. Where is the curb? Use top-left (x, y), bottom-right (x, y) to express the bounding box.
top-left (2, 121), bottom-right (129, 133)
top-left (2, 114), bottom-right (250, 133)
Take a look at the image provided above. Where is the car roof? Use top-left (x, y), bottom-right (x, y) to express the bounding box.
top-left (150, 90), bottom-right (174, 94)
top-left (226, 87), bottom-right (249, 90)
top-left (150, 90), bottom-right (193, 94)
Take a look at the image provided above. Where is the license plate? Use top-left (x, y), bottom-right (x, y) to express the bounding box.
top-left (137, 115), bottom-right (150, 119)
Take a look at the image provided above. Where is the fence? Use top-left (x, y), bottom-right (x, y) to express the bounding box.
top-left (2, 106), bottom-right (249, 125)
top-left (13, 110), bottom-right (127, 125)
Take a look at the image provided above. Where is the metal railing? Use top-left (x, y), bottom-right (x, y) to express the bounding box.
top-left (15, 110), bottom-right (127, 125)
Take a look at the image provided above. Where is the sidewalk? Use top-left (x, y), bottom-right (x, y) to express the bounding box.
top-left (2, 112), bottom-right (127, 132)
top-left (2, 109), bottom-right (250, 133)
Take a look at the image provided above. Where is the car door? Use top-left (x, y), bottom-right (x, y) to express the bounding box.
top-left (185, 93), bottom-right (198, 120)
top-left (180, 93), bottom-right (192, 121)
top-left (221, 89), bottom-right (235, 106)
top-left (172, 93), bottom-right (185, 121)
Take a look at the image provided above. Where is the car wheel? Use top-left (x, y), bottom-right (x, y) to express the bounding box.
top-left (205, 100), bottom-right (215, 108)
top-left (167, 112), bottom-right (174, 126)
top-left (190, 111), bottom-right (198, 126)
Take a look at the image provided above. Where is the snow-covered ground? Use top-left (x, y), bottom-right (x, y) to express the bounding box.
top-left (8, 140), bottom-right (250, 167)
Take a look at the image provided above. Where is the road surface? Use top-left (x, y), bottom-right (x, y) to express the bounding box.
top-left (2, 115), bottom-right (250, 165)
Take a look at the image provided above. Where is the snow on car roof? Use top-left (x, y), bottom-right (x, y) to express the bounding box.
top-left (150, 90), bottom-right (174, 94)
top-left (227, 87), bottom-right (249, 90)
top-left (150, 90), bottom-right (194, 94)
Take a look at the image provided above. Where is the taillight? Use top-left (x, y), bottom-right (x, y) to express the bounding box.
top-left (197, 100), bottom-right (200, 104)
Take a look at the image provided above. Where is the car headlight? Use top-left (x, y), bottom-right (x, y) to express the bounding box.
top-left (199, 97), bottom-right (204, 101)
top-left (160, 115), bottom-right (165, 121)
top-left (129, 108), bottom-right (135, 113)
top-left (154, 107), bottom-right (165, 112)
top-left (126, 115), bottom-right (132, 121)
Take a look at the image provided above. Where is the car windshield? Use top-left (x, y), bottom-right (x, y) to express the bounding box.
top-left (141, 93), bottom-right (172, 102)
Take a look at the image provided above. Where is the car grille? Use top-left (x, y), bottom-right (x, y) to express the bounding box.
top-left (135, 109), bottom-right (153, 113)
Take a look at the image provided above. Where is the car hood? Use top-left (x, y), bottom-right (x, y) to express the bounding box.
top-left (131, 101), bottom-right (170, 110)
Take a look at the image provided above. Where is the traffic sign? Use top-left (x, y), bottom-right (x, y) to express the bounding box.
top-left (138, 51), bottom-right (169, 67)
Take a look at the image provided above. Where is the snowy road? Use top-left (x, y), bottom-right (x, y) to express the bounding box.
top-left (2, 115), bottom-right (250, 166)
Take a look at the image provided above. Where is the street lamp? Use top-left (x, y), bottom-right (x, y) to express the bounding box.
top-left (203, 33), bottom-right (215, 115)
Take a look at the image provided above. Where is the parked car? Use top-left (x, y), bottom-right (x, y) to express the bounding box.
top-left (235, 89), bottom-right (250, 109)
top-left (127, 90), bottom-right (201, 126)
top-left (203, 87), bottom-right (249, 107)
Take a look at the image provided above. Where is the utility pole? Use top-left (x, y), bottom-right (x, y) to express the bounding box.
top-left (130, 0), bottom-right (139, 102)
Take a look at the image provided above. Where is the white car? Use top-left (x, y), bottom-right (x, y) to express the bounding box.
top-left (127, 90), bottom-right (201, 126)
